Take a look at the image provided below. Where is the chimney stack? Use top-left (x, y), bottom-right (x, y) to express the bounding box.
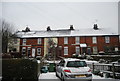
top-left (47, 26), bottom-right (51, 31)
top-left (70, 25), bottom-right (74, 30)
top-left (93, 24), bottom-right (98, 30)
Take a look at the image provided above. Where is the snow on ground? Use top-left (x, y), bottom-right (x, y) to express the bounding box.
top-left (82, 59), bottom-right (99, 64)
top-left (39, 72), bottom-right (105, 79)
top-left (39, 72), bottom-right (59, 79)
top-left (39, 72), bottom-right (120, 81)
top-left (92, 74), bottom-right (105, 79)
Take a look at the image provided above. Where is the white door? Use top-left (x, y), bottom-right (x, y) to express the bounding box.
top-left (32, 48), bottom-right (36, 57)
top-left (93, 47), bottom-right (98, 54)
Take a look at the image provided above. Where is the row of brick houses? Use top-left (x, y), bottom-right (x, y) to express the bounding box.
top-left (16, 25), bottom-right (120, 58)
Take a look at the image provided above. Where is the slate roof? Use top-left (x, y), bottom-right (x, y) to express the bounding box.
top-left (16, 28), bottom-right (118, 38)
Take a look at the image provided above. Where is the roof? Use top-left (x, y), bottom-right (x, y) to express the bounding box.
top-left (16, 28), bottom-right (118, 38)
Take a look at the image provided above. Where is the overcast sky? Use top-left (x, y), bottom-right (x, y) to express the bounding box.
top-left (1, 1), bottom-right (119, 33)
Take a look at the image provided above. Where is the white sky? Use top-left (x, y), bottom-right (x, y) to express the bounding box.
top-left (1, 0), bottom-right (119, 33)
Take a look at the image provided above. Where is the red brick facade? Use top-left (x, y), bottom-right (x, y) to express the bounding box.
top-left (20, 38), bottom-right (44, 57)
top-left (19, 35), bottom-right (119, 58)
top-left (57, 36), bottom-right (119, 57)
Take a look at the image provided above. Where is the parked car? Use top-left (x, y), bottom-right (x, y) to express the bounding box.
top-left (41, 66), bottom-right (49, 73)
top-left (56, 58), bottom-right (92, 81)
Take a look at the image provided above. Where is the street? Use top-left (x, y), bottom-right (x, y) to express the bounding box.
top-left (38, 72), bottom-right (120, 81)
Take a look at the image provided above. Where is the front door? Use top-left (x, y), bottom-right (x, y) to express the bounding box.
top-left (32, 48), bottom-right (36, 57)
top-left (82, 48), bottom-right (86, 54)
top-left (87, 48), bottom-right (91, 54)
top-left (93, 47), bottom-right (98, 54)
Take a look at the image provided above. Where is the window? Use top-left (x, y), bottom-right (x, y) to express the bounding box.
top-left (75, 37), bottom-right (80, 44)
top-left (64, 47), bottom-right (68, 55)
top-left (93, 47), bottom-right (98, 54)
top-left (119, 35), bottom-right (120, 43)
top-left (37, 48), bottom-right (41, 55)
top-left (38, 38), bottom-right (42, 44)
top-left (22, 47), bottom-right (26, 55)
top-left (64, 37), bottom-right (68, 44)
top-left (92, 37), bottom-right (97, 44)
top-left (23, 39), bottom-right (26, 45)
top-left (105, 36), bottom-right (110, 43)
top-left (27, 47), bottom-right (31, 57)
top-left (67, 61), bottom-right (87, 67)
top-left (76, 46), bottom-right (80, 54)
top-left (115, 47), bottom-right (118, 52)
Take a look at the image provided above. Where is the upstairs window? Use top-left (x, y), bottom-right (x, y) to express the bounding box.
top-left (23, 39), bottom-right (26, 45)
top-left (105, 36), bottom-right (110, 43)
top-left (38, 38), bottom-right (42, 44)
top-left (64, 37), bottom-right (68, 44)
top-left (92, 37), bottom-right (97, 44)
top-left (75, 37), bottom-right (80, 44)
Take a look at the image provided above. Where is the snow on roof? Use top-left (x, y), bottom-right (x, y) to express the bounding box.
top-left (16, 28), bottom-right (118, 38)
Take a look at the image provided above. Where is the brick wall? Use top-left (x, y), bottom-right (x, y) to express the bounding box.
top-left (19, 35), bottom-right (119, 58)
top-left (20, 38), bottom-right (44, 57)
top-left (58, 36), bottom-right (119, 57)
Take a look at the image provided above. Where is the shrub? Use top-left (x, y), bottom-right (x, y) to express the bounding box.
top-left (2, 58), bottom-right (38, 81)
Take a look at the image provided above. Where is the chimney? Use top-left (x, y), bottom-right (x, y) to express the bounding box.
top-left (70, 25), bottom-right (74, 30)
top-left (93, 24), bottom-right (98, 30)
top-left (47, 26), bottom-right (51, 31)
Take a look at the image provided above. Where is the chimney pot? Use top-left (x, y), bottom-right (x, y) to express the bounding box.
top-left (47, 26), bottom-right (51, 31)
top-left (93, 24), bottom-right (98, 30)
top-left (70, 25), bottom-right (74, 30)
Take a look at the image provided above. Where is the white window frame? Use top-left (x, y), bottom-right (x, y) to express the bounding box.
top-left (27, 47), bottom-right (31, 56)
top-left (76, 46), bottom-right (80, 54)
top-left (64, 37), bottom-right (68, 44)
top-left (37, 48), bottom-right (41, 55)
top-left (38, 38), bottom-right (42, 44)
top-left (92, 37), bottom-right (97, 44)
top-left (64, 47), bottom-right (68, 55)
top-left (105, 36), bottom-right (110, 43)
top-left (22, 47), bottom-right (26, 55)
top-left (23, 39), bottom-right (26, 45)
top-left (115, 47), bottom-right (118, 52)
top-left (119, 35), bottom-right (120, 43)
top-left (75, 37), bottom-right (80, 44)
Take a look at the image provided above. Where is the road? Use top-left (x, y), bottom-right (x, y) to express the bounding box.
top-left (39, 72), bottom-right (120, 81)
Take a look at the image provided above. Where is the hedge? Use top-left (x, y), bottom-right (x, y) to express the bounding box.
top-left (2, 58), bottom-right (38, 81)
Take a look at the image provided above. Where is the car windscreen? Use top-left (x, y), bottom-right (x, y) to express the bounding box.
top-left (66, 61), bottom-right (87, 67)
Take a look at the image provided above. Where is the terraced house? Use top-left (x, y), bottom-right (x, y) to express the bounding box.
top-left (16, 25), bottom-right (120, 58)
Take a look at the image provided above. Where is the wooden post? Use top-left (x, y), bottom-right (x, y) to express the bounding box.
top-left (92, 63), bottom-right (94, 73)
top-left (112, 63), bottom-right (115, 78)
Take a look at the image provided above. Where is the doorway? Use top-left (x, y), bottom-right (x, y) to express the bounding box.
top-left (32, 48), bottom-right (36, 57)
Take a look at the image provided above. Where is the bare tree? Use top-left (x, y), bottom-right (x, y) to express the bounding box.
top-left (1, 19), bottom-right (15, 53)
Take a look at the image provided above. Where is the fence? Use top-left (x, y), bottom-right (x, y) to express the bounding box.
top-left (87, 63), bottom-right (120, 79)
